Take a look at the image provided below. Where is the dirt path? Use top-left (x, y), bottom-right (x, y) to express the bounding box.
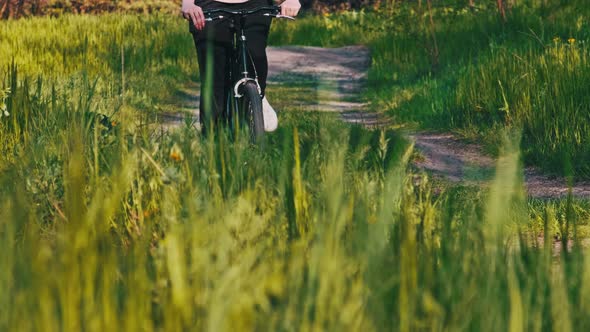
top-left (267, 45), bottom-right (390, 126)
top-left (411, 132), bottom-right (590, 198)
top-left (163, 46), bottom-right (590, 199)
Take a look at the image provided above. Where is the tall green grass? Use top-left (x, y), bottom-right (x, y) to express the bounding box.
top-left (3, 71), bottom-right (590, 329)
top-left (269, 10), bottom-right (369, 47)
top-left (274, 2), bottom-right (590, 177)
top-left (0, 14), bottom-right (194, 77)
top-left (0, 13), bottom-right (197, 124)
top-left (453, 37), bottom-right (590, 176)
top-left (3, 6), bottom-right (590, 331)
top-left (388, 3), bottom-right (590, 177)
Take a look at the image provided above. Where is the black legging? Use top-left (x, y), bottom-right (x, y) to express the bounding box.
top-left (191, 0), bottom-right (272, 134)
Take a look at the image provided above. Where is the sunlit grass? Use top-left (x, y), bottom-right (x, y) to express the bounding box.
top-left (273, 1), bottom-right (590, 178)
top-left (2, 3), bottom-right (590, 331)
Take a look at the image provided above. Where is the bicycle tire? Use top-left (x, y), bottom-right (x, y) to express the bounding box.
top-left (240, 82), bottom-right (264, 143)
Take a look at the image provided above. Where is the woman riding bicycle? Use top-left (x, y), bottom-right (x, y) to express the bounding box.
top-left (181, 0), bottom-right (301, 135)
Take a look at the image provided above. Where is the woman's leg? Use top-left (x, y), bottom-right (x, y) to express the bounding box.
top-left (193, 37), bottom-right (230, 134)
top-left (190, 0), bottom-right (272, 134)
top-left (191, 0), bottom-right (233, 135)
top-left (243, 0), bottom-right (273, 96)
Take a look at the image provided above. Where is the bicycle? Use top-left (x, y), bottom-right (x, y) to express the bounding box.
top-left (203, 5), bottom-right (294, 143)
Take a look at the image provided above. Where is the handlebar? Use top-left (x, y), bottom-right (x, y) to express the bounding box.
top-left (204, 6), bottom-right (295, 22)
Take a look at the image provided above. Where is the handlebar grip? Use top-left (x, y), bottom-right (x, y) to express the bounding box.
top-left (203, 5), bottom-right (283, 21)
top-left (275, 14), bottom-right (295, 20)
top-left (205, 16), bottom-right (224, 22)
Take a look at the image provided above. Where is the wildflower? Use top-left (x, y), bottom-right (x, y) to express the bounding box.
top-left (169, 143), bottom-right (184, 162)
top-left (111, 121), bottom-right (117, 127)
top-left (170, 151), bottom-right (182, 162)
top-left (568, 38), bottom-right (576, 44)
top-left (0, 106), bottom-right (8, 118)
top-left (553, 36), bottom-right (560, 43)
top-left (0, 87), bottom-right (10, 118)
top-left (143, 207), bottom-right (158, 218)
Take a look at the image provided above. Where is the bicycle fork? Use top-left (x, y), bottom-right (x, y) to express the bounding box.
top-left (233, 24), bottom-right (261, 98)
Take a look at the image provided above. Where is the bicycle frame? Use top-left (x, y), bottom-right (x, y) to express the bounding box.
top-left (230, 15), bottom-right (261, 98)
top-left (222, 13), bottom-right (262, 130)
top-left (202, 6), bottom-right (293, 136)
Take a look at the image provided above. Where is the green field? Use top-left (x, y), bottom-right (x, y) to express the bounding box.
top-left (2, 1), bottom-right (590, 330)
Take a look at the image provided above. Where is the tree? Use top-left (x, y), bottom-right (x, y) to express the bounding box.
top-left (497, 0), bottom-right (507, 21)
top-left (1, 0), bottom-right (11, 19)
top-left (15, 0), bottom-right (25, 18)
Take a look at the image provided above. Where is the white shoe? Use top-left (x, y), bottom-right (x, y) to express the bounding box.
top-left (262, 96), bottom-right (278, 132)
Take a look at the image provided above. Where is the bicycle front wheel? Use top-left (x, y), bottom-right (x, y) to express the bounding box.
top-left (240, 82), bottom-right (264, 143)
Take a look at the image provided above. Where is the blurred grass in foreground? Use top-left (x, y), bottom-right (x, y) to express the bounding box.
top-left (2, 6), bottom-right (590, 331)
top-left (3, 72), bottom-right (590, 329)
